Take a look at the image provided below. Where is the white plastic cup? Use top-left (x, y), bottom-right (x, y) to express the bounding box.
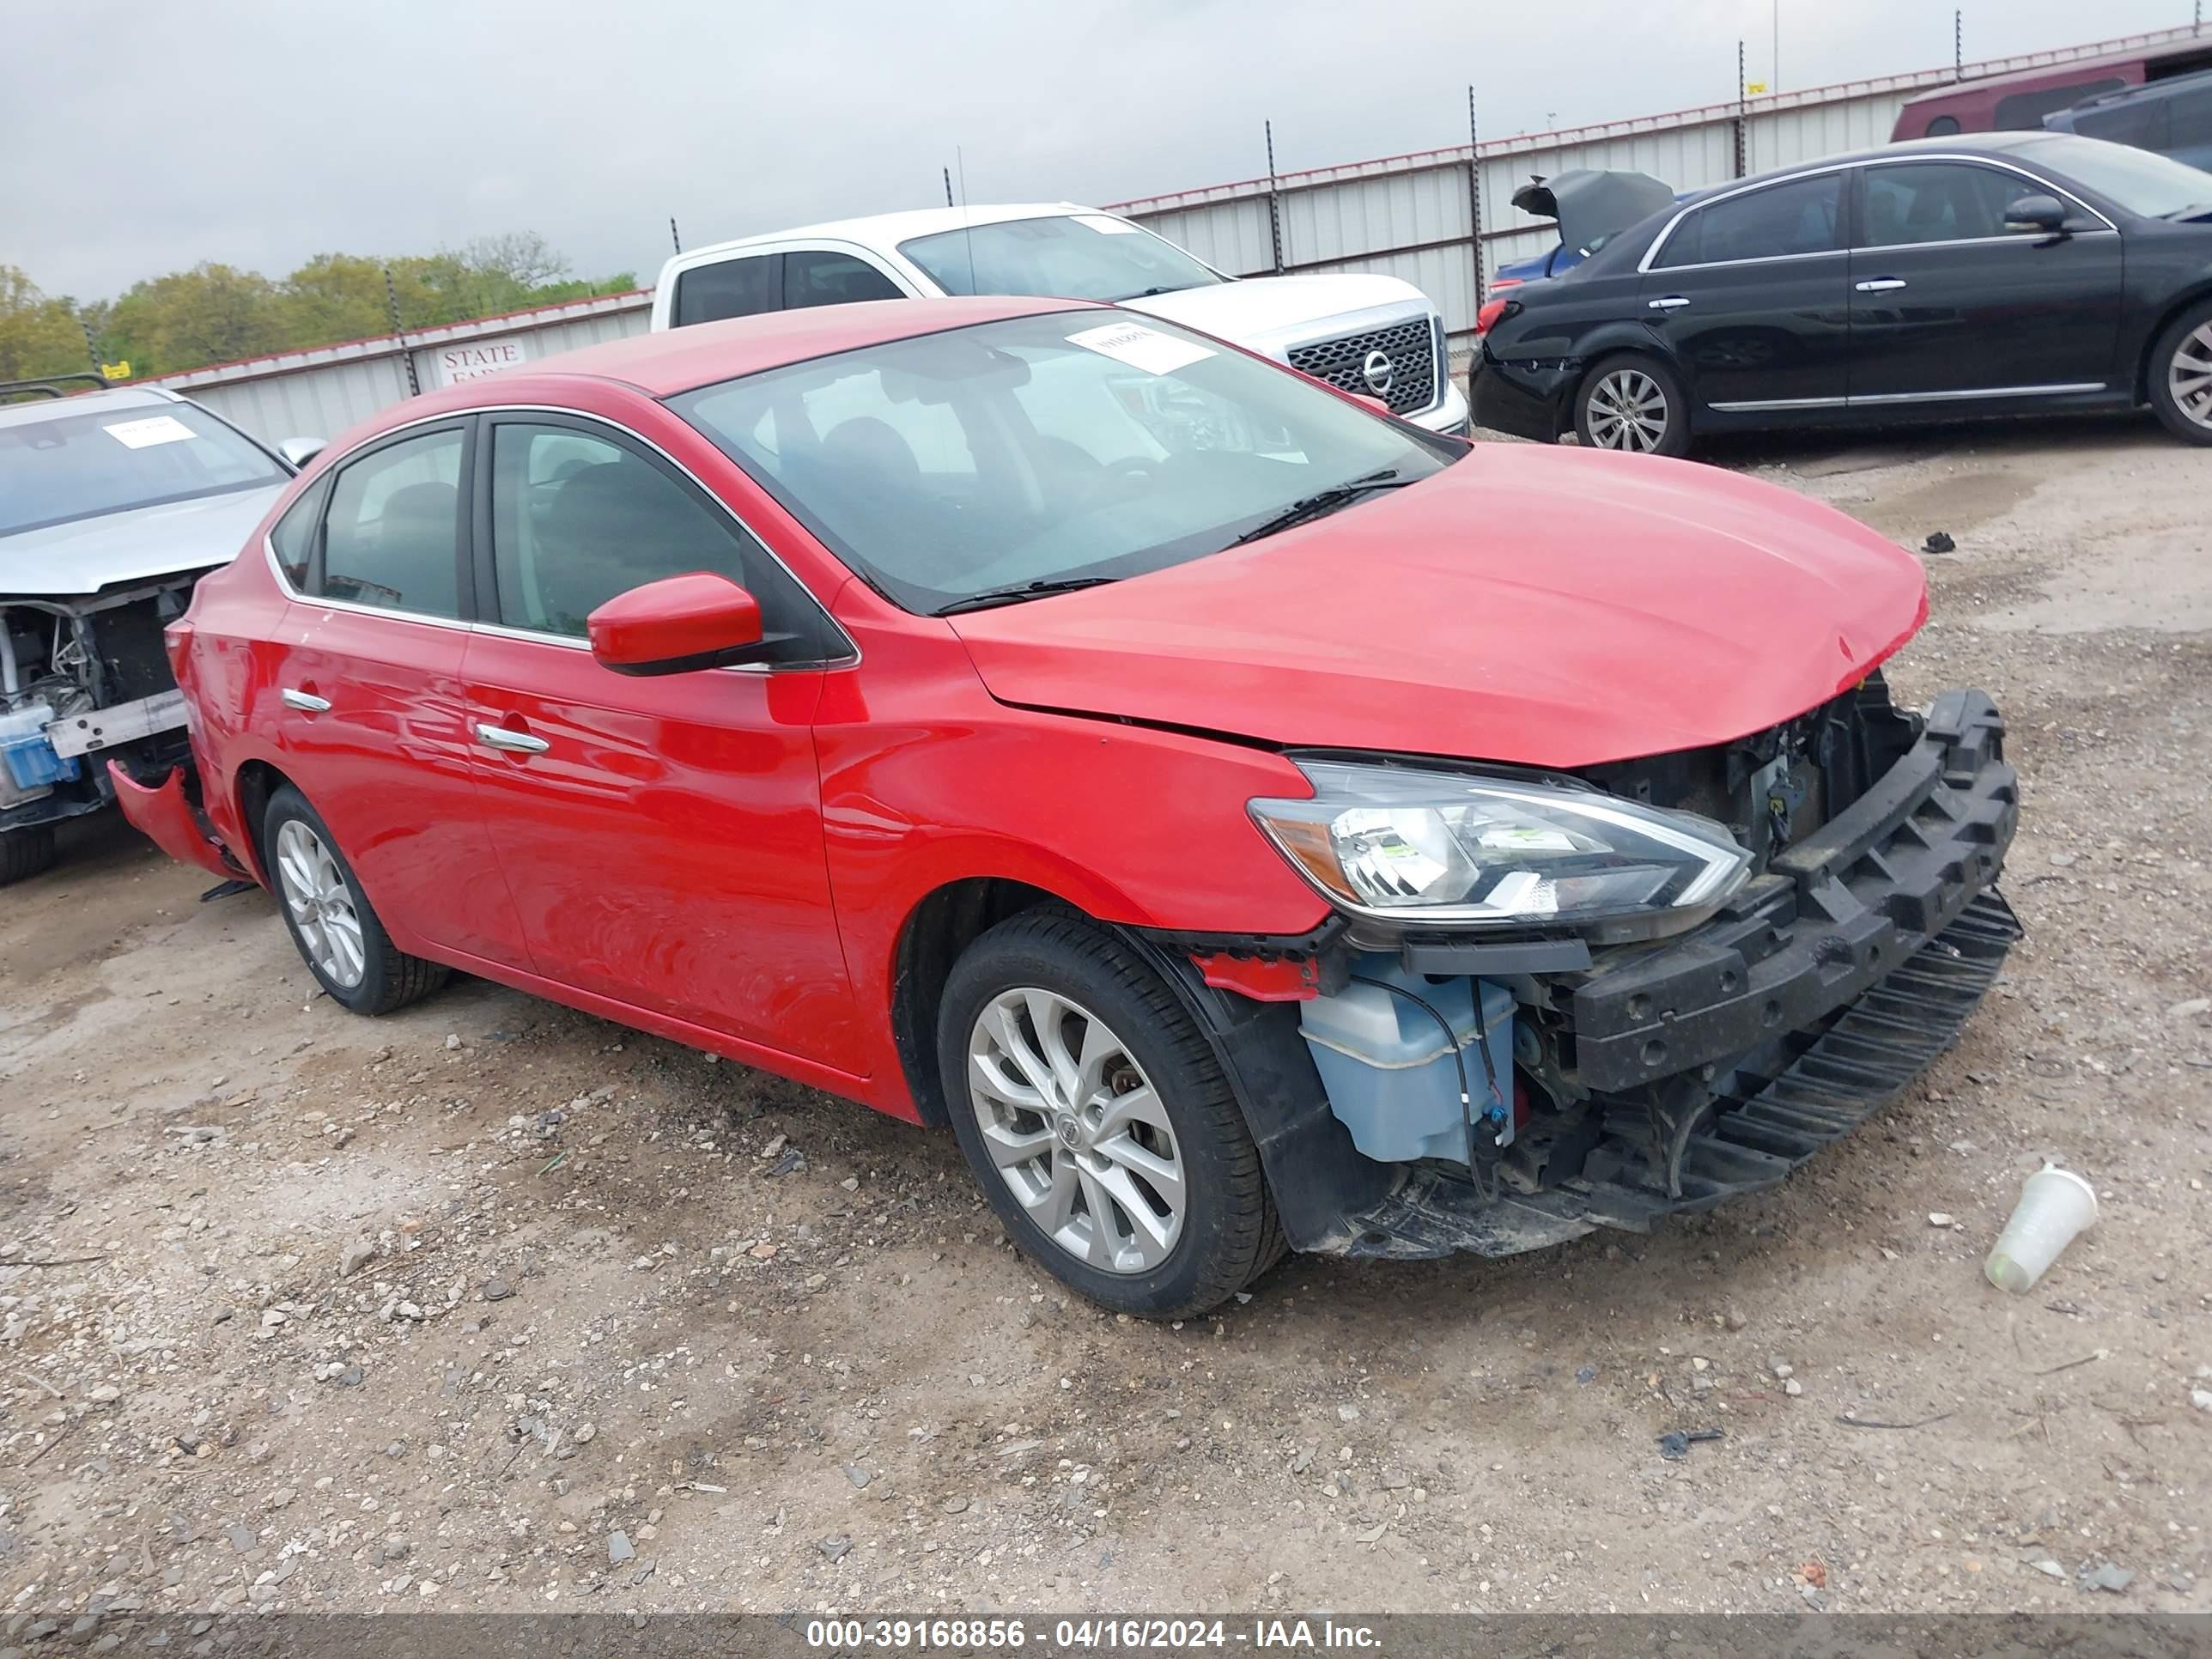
top-left (1984, 1165), bottom-right (2099, 1294)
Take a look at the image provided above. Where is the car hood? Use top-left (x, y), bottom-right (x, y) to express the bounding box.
top-left (0, 483), bottom-right (283, 599)
top-left (947, 445), bottom-right (1928, 769)
top-left (1125, 273), bottom-right (1432, 358)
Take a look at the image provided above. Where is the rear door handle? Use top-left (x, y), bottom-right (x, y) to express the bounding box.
top-left (1647, 295), bottom-right (1691, 310)
top-left (474, 722), bottom-right (550, 756)
top-left (279, 688), bottom-right (331, 713)
top-left (1855, 278), bottom-right (1908, 292)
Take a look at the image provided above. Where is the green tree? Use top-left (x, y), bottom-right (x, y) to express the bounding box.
top-left (105, 263), bottom-right (285, 376)
top-left (0, 265), bottom-right (91, 384)
top-left (279, 253), bottom-right (395, 346)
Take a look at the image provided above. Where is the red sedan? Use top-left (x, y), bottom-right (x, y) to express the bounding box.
top-left (118, 296), bottom-right (2019, 1317)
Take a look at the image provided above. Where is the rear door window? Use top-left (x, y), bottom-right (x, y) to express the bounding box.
top-left (313, 428), bottom-right (466, 618)
top-left (1655, 173), bottom-right (1843, 267)
top-left (781, 250), bottom-right (903, 309)
top-left (672, 254), bottom-right (782, 327)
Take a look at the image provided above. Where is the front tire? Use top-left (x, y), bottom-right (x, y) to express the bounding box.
top-left (260, 785), bottom-right (447, 1015)
top-left (1574, 352), bottom-right (1691, 457)
top-left (0, 825), bottom-right (58, 887)
top-left (937, 910), bottom-right (1282, 1319)
top-left (2149, 300), bottom-right (2212, 446)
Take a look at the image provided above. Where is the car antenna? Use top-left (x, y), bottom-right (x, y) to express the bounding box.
top-left (957, 145), bottom-right (976, 297)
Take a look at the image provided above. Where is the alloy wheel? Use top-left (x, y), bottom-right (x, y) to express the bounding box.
top-left (1586, 368), bottom-right (1671, 452)
top-left (965, 988), bottom-right (1185, 1275)
top-left (273, 818), bottom-right (366, 989)
top-left (2169, 323), bottom-right (2212, 431)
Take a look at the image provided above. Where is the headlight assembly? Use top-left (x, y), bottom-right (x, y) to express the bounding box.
top-left (1249, 760), bottom-right (1751, 935)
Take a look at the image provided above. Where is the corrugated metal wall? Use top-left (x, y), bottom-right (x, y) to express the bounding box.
top-left (149, 26), bottom-right (2197, 432)
top-left (150, 293), bottom-right (653, 441)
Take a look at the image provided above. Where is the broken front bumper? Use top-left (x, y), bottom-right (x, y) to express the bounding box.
top-left (1168, 689), bottom-right (2021, 1261)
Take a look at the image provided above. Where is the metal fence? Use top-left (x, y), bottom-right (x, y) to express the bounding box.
top-left (149, 290), bottom-right (652, 442)
top-left (1109, 25), bottom-right (2209, 356)
top-left (154, 25), bottom-right (2200, 438)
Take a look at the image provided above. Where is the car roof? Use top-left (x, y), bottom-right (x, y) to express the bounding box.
top-left (402, 295), bottom-right (1098, 408)
top-left (1678, 131), bottom-right (2094, 204)
top-left (670, 202), bottom-right (1104, 264)
top-left (0, 383), bottom-right (180, 431)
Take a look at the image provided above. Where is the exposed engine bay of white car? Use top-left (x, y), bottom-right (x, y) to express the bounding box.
top-left (0, 575), bottom-right (198, 820)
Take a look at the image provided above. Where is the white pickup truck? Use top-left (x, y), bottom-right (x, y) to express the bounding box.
top-left (651, 203), bottom-right (1471, 435)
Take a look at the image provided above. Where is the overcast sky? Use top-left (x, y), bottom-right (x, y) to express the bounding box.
top-left (6, 0), bottom-right (2201, 301)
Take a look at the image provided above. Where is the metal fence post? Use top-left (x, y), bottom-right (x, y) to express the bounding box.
top-left (1265, 120), bottom-right (1285, 276)
top-left (1467, 88), bottom-right (1485, 310)
top-left (1735, 40), bottom-right (1749, 178)
top-left (384, 266), bottom-right (420, 398)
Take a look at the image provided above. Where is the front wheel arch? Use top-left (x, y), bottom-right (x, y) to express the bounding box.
top-left (2135, 281), bottom-right (2212, 404)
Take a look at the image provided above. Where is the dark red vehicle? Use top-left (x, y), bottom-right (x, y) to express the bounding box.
top-left (1891, 32), bottom-right (2212, 141)
top-left (117, 297), bottom-right (2020, 1317)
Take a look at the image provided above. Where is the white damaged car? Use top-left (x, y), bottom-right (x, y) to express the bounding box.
top-left (653, 203), bottom-right (1472, 435)
top-left (0, 378), bottom-right (318, 884)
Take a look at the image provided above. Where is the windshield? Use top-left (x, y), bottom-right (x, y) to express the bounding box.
top-left (897, 215), bottom-right (1226, 303)
top-left (1, 400), bottom-right (285, 538)
top-left (2026, 133), bottom-right (2212, 217)
top-left (670, 310), bottom-right (1461, 616)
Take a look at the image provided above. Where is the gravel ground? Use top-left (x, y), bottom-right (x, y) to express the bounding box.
top-left (1, 412), bottom-right (2207, 1630)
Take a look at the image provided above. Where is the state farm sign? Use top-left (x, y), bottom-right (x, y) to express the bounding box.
top-left (434, 338), bottom-right (528, 386)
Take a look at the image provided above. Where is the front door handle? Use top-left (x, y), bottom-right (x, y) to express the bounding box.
top-left (280, 688), bottom-right (331, 713)
top-left (474, 722), bottom-right (550, 756)
top-left (1648, 295), bottom-right (1691, 310)
top-left (1855, 278), bottom-right (1908, 293)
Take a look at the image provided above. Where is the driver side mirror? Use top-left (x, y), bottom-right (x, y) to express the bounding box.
top-left (2003, 194), bottom-right (2069, 236)
top-left (587, 572), bottom-right (768, 677)
top-left (276, 436), bottom-right (325, 469)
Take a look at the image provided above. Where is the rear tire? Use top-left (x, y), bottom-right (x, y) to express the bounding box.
top-left (260, 785), bottom-right (447, 1015)
top-left (937, 909), bottom-right (1281, 1319)
top-left (1574, 352), bottom-right (1691, 458)
top-left (0, 825), bottom-right (58, 886)
top-left (2148, 299), bottom-right (2212, 446)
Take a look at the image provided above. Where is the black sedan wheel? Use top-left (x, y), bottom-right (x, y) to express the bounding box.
top-left (2150, 301), bottom-right (2212, 446)
top-left (1575, 354), bottom-right (1690, 457)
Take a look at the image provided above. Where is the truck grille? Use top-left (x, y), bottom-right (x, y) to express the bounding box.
top-left (1287, 319), bottom-right (1437, 416)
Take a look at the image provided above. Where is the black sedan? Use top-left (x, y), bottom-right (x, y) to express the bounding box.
top-left (1470, 132), bottom-right (2212, 454)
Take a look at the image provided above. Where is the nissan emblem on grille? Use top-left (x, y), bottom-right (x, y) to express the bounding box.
top-left (1287, 318), bottom-right (1438, 415)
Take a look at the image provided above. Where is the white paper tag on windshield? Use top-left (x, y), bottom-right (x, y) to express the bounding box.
top-left (1066, 321), bottom-right (1214, 376)
top-left (1072, 213), bottom-right (1142, 234)
top-left (103, 415), bottom-right (197, 449)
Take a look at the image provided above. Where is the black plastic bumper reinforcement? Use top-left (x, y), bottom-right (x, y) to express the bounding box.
top-left (1568, 690), bottom-right (2016, 1094)
top-left (1335, 888), bottom-right (2021, 1260)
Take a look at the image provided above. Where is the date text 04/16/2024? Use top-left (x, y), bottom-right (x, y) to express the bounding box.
top-left (803, 1618), bottom-right (1382, 1650)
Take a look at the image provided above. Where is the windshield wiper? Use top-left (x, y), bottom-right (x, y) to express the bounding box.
top-left (936, 576), bottom-right (1121, 616)
top-left (1229, 470), bottom-right (1419, 546)
top-left (2162, 203), bottom-right (2212, 221)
